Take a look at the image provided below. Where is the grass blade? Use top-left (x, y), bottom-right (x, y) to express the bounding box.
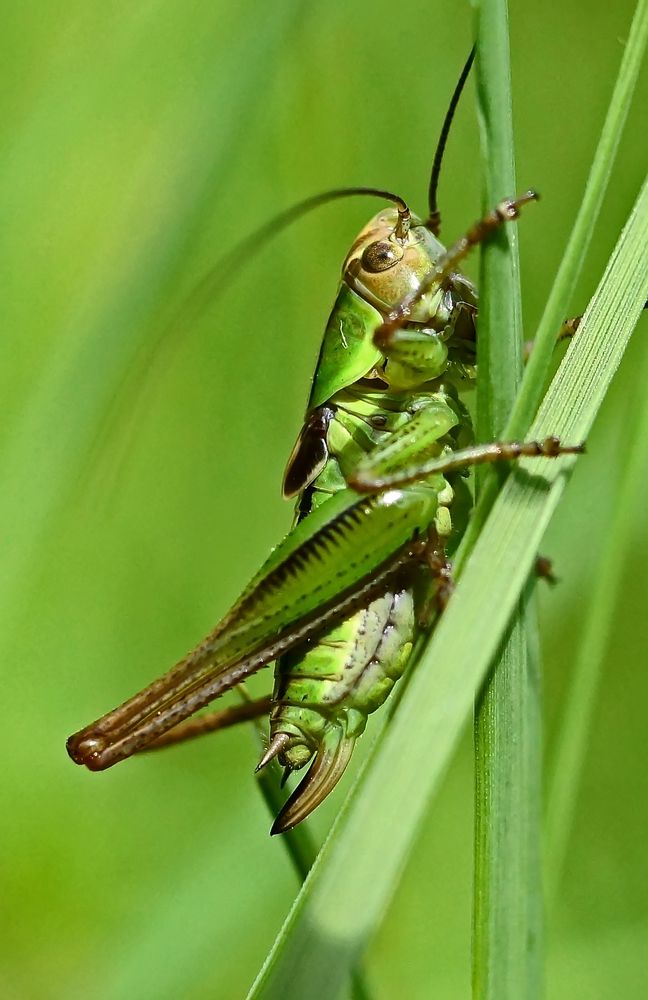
top-left (471, 3), bottom-right (543, 995)
top-left (253, 736), bottom-right (374, 1000)
top-left (473, 593), bottom-right (544, 998)
top-left (507, 0), bottom-right (648, 436)
top-left (473, 0), bottom-right (522, 443)
top-left (247, 177), bottom-right (648, 1000)
top-left (460, 0), bottom-right (648, 556)
top-left (544, 337), bottom-right (648, 903)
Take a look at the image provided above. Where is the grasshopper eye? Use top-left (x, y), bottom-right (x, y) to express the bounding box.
top-left (360, 240), bottom-right (403, 273)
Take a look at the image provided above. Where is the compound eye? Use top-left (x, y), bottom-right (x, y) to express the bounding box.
top-left (360, 239), bottom-right (403, 273)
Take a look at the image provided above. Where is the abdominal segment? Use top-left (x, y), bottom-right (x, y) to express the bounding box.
top-left (270, 585), bottom-right (416, 771)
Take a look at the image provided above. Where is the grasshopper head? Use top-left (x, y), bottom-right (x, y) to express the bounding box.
top-left (343, 208), bottom-right (450, 323)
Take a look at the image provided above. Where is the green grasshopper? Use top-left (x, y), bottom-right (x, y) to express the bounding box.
top-left (67, 52), bottom-right (582, 834)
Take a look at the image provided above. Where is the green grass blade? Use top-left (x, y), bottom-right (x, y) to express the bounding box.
top-left (247, 178), bottom-right (648, 1000)
top-left (544, 337), bottom-right (648, 904)
top-left (471, 3), bottom-right (543, 995)
top-left (473, 592), bottom-right (543, 999)
top-left (460, 0), bottom-right (648, 557)
top-left (508, 0), bottom-right (648, 437)
top-left (473, 0), bottom-right (522, 442)
top-left (252, 727), bottom-right (374, 1000)
top-left (255, 765), bottom-right (319, 885)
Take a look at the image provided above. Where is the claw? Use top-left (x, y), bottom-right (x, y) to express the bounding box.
top-left (270, 728), bottom-right (356, 835)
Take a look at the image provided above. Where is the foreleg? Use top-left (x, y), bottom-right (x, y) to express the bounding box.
top-left (349, 434), bottom-right (584, 493)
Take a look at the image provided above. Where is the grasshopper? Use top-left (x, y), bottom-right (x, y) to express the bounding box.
top-left (67, 52), bottom-right (582, 833)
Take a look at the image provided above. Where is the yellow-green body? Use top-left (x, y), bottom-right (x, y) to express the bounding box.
top-left (270, 210), bottom-right (477, 797)
top-left (67, 190), bottom-right (580, 833)
top-left (65, 79), bottom-right (573, 835)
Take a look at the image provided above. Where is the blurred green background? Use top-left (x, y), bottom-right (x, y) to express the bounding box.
top-left (1, 1), bottom-right (646, 997)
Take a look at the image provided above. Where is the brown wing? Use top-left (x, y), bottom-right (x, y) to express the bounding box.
top-left (282, 405), bottom-right (334, 499)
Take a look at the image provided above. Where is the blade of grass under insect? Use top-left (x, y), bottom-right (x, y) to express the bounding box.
top-left (473, 590), bottom-right (543, 999)
top-left (249, 702), bottom-right (375, 1000)
top-left (461, 0), bottom-right (648, 554)
top-left (472, 3), bottom-right (543, 995)
top-left (255, 760), bottom-right (374, 1000)
top-left (247, 179), bottom-right (648, 1000)
top-left (544, 336), bottom-right (648, 905)
top-left (255, 762), bottom-right (319, 884)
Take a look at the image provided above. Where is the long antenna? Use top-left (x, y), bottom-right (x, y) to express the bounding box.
top-left (173, 186), bottom-right (410, 321)
top-left (426, 46), bottom-right (476, 236)
top-left (84, 185), bottom-right (410, 499)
